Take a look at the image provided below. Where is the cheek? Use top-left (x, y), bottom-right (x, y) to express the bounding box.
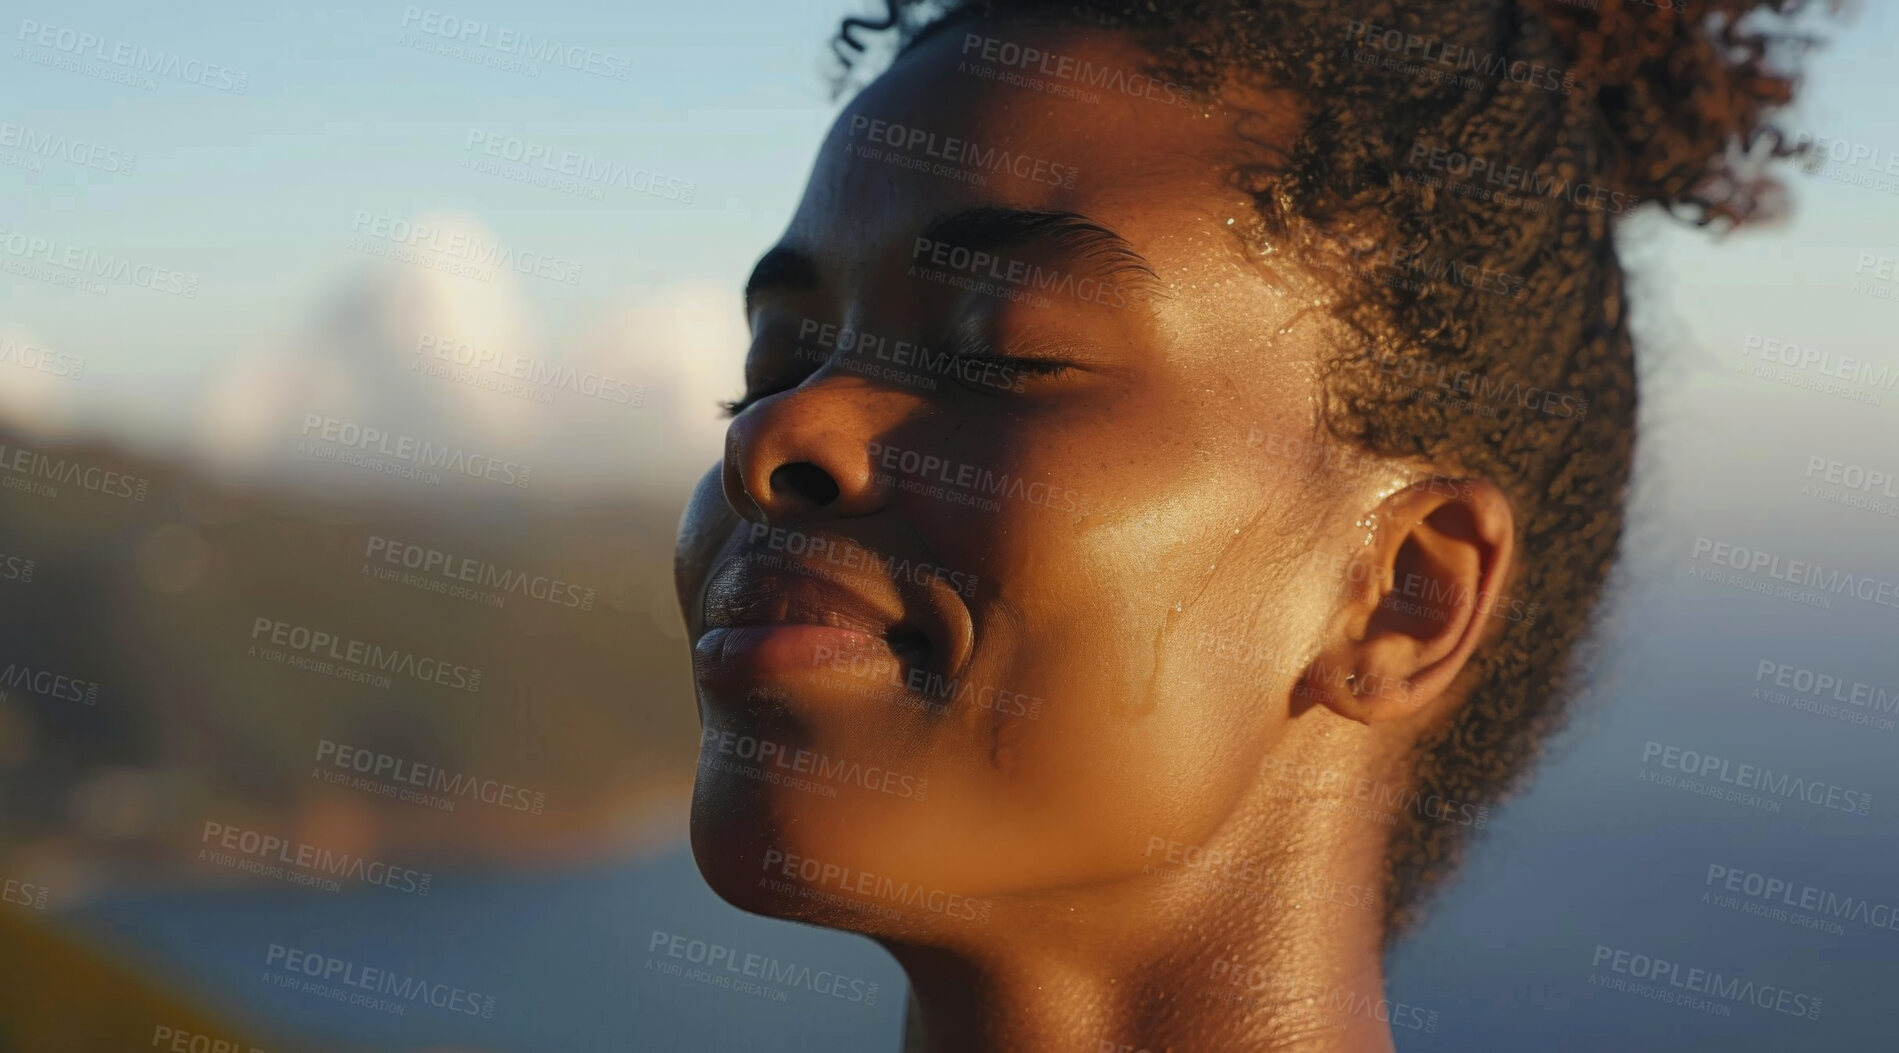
top-left (882, 666), bottom-right (1279, 896)
top-left (908, 497), bottom-right (1318, 889)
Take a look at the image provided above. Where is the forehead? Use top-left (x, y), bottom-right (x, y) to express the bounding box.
top-left (787, 20), bottom-right (1289, 277)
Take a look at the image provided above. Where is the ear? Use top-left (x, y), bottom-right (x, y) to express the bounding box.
top-left (1297, 477), bottom-right (1516, 725)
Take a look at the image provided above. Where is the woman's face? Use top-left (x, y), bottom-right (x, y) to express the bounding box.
top-left (676, 21), bottom-right (1384, 930)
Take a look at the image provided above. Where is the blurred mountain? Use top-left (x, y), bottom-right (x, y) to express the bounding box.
top-left (0, 419), bottom-right (705, 909)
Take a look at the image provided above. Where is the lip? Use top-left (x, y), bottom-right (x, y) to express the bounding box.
top-left (695, 623), bottom-right (899, 696)
top-left (694, 547), bottom-right (972, 698)
top-left (704, 559), bottom-right (905, 636)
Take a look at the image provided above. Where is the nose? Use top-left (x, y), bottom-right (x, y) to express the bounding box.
top-left (721, 383), bottom-right (895, 526)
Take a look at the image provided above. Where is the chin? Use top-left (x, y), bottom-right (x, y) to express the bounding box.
top-left (688, 757), bottom-right (997, 939)
top-left (686, 775), bottom-right (781, 915)
top-left (686, 760), bottom-right (875, 921)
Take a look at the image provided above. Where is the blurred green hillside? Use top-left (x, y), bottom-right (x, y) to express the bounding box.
top-left (0, 425), bottom-right (704, 903)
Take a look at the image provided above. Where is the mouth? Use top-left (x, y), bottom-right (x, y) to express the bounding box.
top-left (711, 586), bottom-right (932, 665)
top-left (695, 555), bottom-right (946, 693)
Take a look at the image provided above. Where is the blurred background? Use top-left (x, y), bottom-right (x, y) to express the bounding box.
top-left (1, 1), bottom-right (1896, 1050)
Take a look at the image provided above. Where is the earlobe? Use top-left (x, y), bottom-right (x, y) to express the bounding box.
top-left (1298, 476), bottom-right (1516, 726)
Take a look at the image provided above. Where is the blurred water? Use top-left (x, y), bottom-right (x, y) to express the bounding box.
top-left (65, 845), bottom-right (908, 1053)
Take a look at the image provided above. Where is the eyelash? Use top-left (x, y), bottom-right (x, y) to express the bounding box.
top-left (716, 346), bottom-right (1075, 419)
top-left (717, 393), bottom-right (767, 418)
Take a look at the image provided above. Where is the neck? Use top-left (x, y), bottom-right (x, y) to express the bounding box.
top-left (884, 784), bottom-right (1400, 1053)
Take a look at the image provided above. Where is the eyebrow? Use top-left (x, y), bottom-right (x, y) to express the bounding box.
top-left (917, 207), bottom-right (1160, 293)
top-left (741, 207), bottom-right (1162, 316)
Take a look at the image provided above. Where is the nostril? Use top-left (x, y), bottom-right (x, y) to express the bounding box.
top-left (768, 461), bottom-right (840, 507)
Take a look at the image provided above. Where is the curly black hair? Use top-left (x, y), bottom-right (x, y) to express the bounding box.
top-left (828, 0), bottom-right (1830, 941)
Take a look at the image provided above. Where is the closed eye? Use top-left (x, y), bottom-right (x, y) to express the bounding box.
top-left (940, 329), bottom-right (1081, 388)
top-left (718, 331), bottom-right (1083, 417)
top-left (719, 363), bottom-right (809, 418)
top-left (719, 334), bottom-right (817, 418)
top-left (718, 384), bottom-right (793, 419)
top-left (718, 393), bottom-right (755, 418)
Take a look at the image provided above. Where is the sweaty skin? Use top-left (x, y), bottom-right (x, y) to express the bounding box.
top-left (675, 19), bottom-right (1515, 1053)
